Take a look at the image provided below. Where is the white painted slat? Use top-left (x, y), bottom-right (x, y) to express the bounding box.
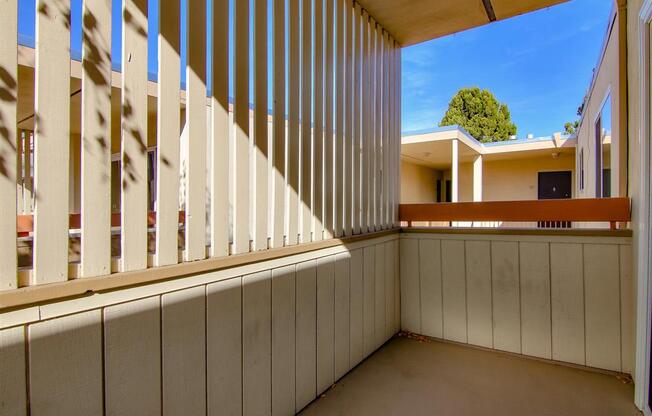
top-left (620, 244), bottom-right (635, 374)
top-left (373, 20), bottom-right (381, 230)
top-left (334, 0), bottom-right (344, 237)
top-left (519, 242), bottom-right (552, 359)
top-left (162, 286), bottom-right (206, 415)
top-left (374, 243), bottom-right (385, 347)
top-left (344, 0), bottom-right (353, 236)
top-left (363, 245), bottom-right (375, 354)
top-left (400, 238), bottom-right (420, 332)
top-left (465, 241), bottom-right (493, 348)
top-left (313, 0), bottom-right (324, 242)
top-left (157, 0), bottom-right (181, 265)
top-left (234, 0), bottom-right (250, 254)
top-left (352, 3), bottom-right (362, 234)
top-left (324, 0), bottom-right (334, 239)
top-left (23, 132), bottom-right (33, 214)
top-left (0, 0), bottom-right (17, 289)
top-left (300, 0), bottom-right (312, 243)
top-left (243, 271), bottom-right (272, 415)
top-left (287, 0), bottom-right (300, 246)
top-left (419, 239), bottom-right (443, 338)
top-left (394, 42), bottom-right (401, 226)
top-left (272, 265), bottom-right (296, 416)
top-left (184, 0), bottom-right (207, 261)
top-left (34, 0), bottom-right (71, 283)
top-left (29, 310), bottom-right (103, 415)
top-left (349, 248), bottom-right (364, 366)
top-left (441, 240), bottom-right (467, 343)
top-left (271, 0), bottom-right (285, 248)
top-left (316, 256), bottom-right (335, 393)
top-left (334, 252), bottom-right (351, 378)
top-left (206, 277), bottom-right (242, 416)
top-left (81, 0), bottom-right (111, 277)
top-left (550, 243), bottom-right (585, 365)
top-left (584, 244), bottom-right (621, 371)
top-left (360, 11), bottom-right (369, 234)
top-left (105, 297), bottom-right (161, 415)
top-left (0, 326), bottom-right (26, 415)
top-left (296, 260), bottom-right (317, 411)
top-left (254, 0), bottom-right (269, 251)
top-left (368, 19), bottom-right (377, 231)
top-left (385, 241), bottom-right (395, 340)
top-left (491, 241), bottom-right (521, 353)
top-left (382, 31), bottom-right (390, 228)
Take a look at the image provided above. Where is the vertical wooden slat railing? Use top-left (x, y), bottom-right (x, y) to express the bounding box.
top-left (34, 0), bottom-right (71, 284)
top-left (4, 0), bottom-right (402, 290)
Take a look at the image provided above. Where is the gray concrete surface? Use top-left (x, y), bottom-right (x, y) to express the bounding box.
top-left (300, 336), bottom-right (641, 416)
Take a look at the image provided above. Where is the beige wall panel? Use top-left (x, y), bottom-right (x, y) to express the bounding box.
top-left (316, 256), bottom-right (335, 393)
top-left (29, 310), bottom-right (103, 416)
top-left (243, 271), bottom-right (272, 415)
top-left (419, 239), bottom-right (443, 338)
top-left (296, 260), bottom-right (317, 411)
top-left (374, 243), bottom-right (386, 348)
top-left (491, 241), bottom-right (521, 353)
top-left (465, 241), bottom-right (493, 348)
top-left (349, 248), bottom-right (364, 366)
top-left (162, 286), bottom-right (206, 415)
top-left (584, 244), bottom-right (621, 371)
top-left (441, 240), bottom-right (467, 343)
top-left (394, 240), bottom-right (401, 333)
top-left (334, 252), bottom-right (351, 379)
top-left (0, 326), bottom-right (26, 416)
top-left (550, 243), bottom-right (585, 365)
top-left (206, 277), bottom-right (242, 416)
top-left (620, 244), bottom-right (635, 374)
top-left (385, 241), bottom-right (396, 340)
top-left (363, 245), bottom-right (376, 354)
top-left (400, 238), bottom-right (420, 333)
top-left (519, 242), bottom-right (552, 359)
top-left (271, 265), bottom-right (296, 416)
top-left (105, 297), bottom-right (161, 416)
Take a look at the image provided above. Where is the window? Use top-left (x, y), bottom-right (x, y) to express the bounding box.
top-left (579, 148), bottom-right (584, 191)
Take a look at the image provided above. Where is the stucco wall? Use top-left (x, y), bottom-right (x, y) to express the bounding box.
top-left (400, 160), bottom-right (439, 203)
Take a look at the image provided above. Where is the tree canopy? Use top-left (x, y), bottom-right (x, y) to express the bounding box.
top-left (564, 120), bottom-right (580, 135)
top-left (439, 87), bottom-right (517, 143)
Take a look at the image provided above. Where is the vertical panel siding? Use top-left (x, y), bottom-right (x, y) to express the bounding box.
top-left (620, 244), bottom-right (635, 374)
top-left (374, 243), bottom-right (385, 348)
top-left (368, 19), bottom-right (377, 231)
top-left (157, 0), bottom-right (181, 265)
top-left (349, 248), bottom-right (364, 366)
top-left (465, 241), bottom-right (493, 348)
top-left (334, 252), bottom-right (351, 379)
top-left (300, 0), bottom-right (312, 243)
top-left (385, 241), bottom-right (396, 340)
top-left (287, 0), bottom-right (300, 246)
top-left (491, 241), bottom-right (521, 353)
top-left (441, 240), bottom-right (467, 343)
top-left (254, 0), bottom-right (269, 251)
top-left (271, 0), bottom-right (286, 249)
top-left (419, 239), bottom-right (443, 338)
top-left (344, 0), bottom-right (354, 236)
top-left (0, 326), bottom-right (26, 415)
top-left (296, 260), bottom-right (317, 411)
top-left (120, 0), bottom-right (148, 272)
top-left (0, 0), bottom-right (17, 289)
top-left (34, 0), bottom-right (71, 283)
top-left (334, 0), bottom-right (344, 237)
top-left (584, 244), bottom-right (621, 371)
top-left (29, 310), bottom-right (103, 415)
top-left (271, 265), bottom-right (296, 416)
top-left (234, 0), bottom-right (251, 254)
top-left (210, 0), bottom-right (229, 257)
top-left (360, 11), bottom-right (369, 234)
top-left (184, 0), bottom-right (207, 261)
top-left (324, 0), bottom-right (334, 239)
top-left (206, 277), bottom-right (242, 416)
top-left (362, 245), bottom-right (375, 355)
top-left (243, 271), bottom-right (272, 415)
top-left (352, 3), bottom-right (362, 235)
top-left (550, 243), bottom-right (585, 365)
top-left (105, 297), bottom-right (161, 415)
top-left (313, 0), bottom-right (324, 242)
top-left (316, 256), bottom-right (335, 393)
top-left (400, 238), bottom-right (420, 333)
top-left (81, 0), bottom-right (112, 277)
top-left (162, 286), bottom-right (206, 415)
top-left (519, 242), bottom-right (552, 359)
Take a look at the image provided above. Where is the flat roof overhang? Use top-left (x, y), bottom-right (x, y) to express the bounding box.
top-left (358, 0), bottom-right (570, 46)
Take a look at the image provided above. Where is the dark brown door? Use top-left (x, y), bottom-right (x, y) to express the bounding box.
top-left (538, 171), bottom-right (572, 200)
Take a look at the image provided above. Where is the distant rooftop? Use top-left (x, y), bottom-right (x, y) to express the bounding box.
top-left (402, 125), bottom-right (574, 147)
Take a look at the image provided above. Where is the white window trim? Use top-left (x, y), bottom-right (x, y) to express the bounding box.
top-left (637, 2), bottom-right (652, 412)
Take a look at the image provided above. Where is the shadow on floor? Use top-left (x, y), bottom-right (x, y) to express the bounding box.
top-left (300, 336), bottom-right (641, 416)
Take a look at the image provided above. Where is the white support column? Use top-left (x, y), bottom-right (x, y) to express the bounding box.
top-left (473, 154), bottom-right (483, 202)
top-left (451, 139), bottom-right (459, 203)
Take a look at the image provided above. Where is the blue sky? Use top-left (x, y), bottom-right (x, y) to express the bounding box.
top-left (401, 0), bottom-right (614, 137)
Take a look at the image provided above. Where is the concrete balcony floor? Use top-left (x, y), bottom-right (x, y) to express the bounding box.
top-left (300, 336), bottom-right (640, 416)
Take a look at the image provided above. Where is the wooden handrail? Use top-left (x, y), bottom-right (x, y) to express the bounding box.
top-left (399, 198), bottom-right (631, 225)
top-left (17, 211), bottom-right (186, 237)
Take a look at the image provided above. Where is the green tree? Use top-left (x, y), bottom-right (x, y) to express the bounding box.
top-left (564, 120), bottom-right (580, 135)
top-left (439, 87), bottom-right (517, 142)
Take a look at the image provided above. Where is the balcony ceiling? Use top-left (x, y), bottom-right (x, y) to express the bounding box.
top-left (358, 0), bottom-right (569, 46)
